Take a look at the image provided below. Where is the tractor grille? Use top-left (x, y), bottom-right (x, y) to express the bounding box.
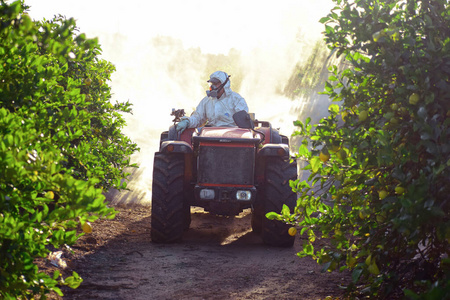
top-left (198, 145), bottom-right (255, 185)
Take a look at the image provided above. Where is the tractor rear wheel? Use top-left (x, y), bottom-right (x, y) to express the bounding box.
top-left (261, 156), bottom-right (297, 247)
top-left (151, 152), bottom-right (187, 243)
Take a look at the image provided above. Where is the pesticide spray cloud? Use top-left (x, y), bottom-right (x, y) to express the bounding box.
top-left (26, 0), bottom-right (334, 205)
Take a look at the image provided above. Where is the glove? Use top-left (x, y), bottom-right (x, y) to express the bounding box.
top-left (176, 119), bottom-right (190, 133)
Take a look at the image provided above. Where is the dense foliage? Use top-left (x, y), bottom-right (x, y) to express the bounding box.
top-left (0, 1), bottom-right (138, 298)
top-left (270, 0), bottom-right (450, 298)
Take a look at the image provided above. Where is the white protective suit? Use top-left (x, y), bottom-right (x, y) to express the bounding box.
top-left (186, 71), bottom-right (249, 128)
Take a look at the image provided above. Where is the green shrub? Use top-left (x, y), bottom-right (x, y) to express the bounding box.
top-left (0, 1), bottom-right (138, 298)
top-left (269, 0), bottom-right (449, 298)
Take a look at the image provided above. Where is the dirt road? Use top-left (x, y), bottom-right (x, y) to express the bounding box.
top-left (54, 205), bottom-right (347, 299)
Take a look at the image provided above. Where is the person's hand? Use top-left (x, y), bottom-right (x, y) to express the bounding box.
top-left (176, 119), bottom-right (189, 133)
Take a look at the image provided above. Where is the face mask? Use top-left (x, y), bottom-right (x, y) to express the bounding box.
top-left (206, 75), bottom-right (230, 98)
top-left (206, 84), bottom-right (220, 98)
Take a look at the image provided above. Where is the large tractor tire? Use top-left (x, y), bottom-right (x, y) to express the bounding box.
top-left (260, 156), bottom-right (297, 247)
top-left (251, 201), bottom-right (263, 235)
top-left (184, 203), bottom-right (191, 231)
top-left (151, 152), bottom-right (187, 243)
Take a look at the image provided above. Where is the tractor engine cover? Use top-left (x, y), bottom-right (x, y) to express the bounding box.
top-left (192, 127), bottom-right (260, 215)
top-left (198, 143), bottom-right (254, 185)
top-left (194, 127), bottom-right (260, 186)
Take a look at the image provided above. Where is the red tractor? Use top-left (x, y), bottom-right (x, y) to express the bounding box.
top-left (151, 109), bottom-right (297, 247)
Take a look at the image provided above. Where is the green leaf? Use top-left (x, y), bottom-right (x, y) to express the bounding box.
top-left (53, 287), bottom-right (63, 296)
top-left (328, 104), bottom-right (340, 114)
top-left (403, 289), bottom-right (420, 300)
top-left (310, 156), bottom-right (321, 173)
top-left (281, 204), bottom-right (290, 217)
top-left (298, 144), bottom-right (310, 157)
top-left (352, 267), bottom-right (363, 283)
top-left (368, 261), bottom-right (380, 275)
top-left (265, 212), bottom-right (280, 220)
top-left (64, 272), bottom-right (83, 289)
top-left (52, 270), bottom-right (61, 280)
top-left (303, 242), bottom-right (314, 255)
top-left (319, 17), bottom-right (330, 24)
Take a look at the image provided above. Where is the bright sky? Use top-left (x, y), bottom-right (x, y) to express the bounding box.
top-left (24, 0), bottom-right (336, 142)
top-left (25, 0), bottom-right (333, 54)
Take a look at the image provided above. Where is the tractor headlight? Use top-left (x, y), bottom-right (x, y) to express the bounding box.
top-left (199, 189), bottom-right (215, 200)
top-left (236, 190), bottom-right (251, 201)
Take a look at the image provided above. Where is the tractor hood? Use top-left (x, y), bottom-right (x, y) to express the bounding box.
top-left (193, 127), bottom-right (261, 145)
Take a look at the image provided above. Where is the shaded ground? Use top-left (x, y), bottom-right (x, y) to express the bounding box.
top-left (43, 204), bottom-right (349, 299)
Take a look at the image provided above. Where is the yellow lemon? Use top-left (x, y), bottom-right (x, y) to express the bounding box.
top-left (395, 186), bottom-right (405, 195)
top-left (378, 190), bottom-right (388, 200)
top-left (288, 227), bottom-right (297, 236)
top-left (376, 214), bottom-right (386, 223)
top-left (336, 149), bottom-right (347, 160)
top-left (44, 191), bottom-right (54, 199)
top-left (409, 93), bottom-right (420, 105)
top-left (390, 117), bottom-right (399, 126)
top-left (82, 222), bottom-right (93, 234)
top-left (319, 151), bottom-right (330, 162)
top-left (358, 110), bottom-right (369, 122)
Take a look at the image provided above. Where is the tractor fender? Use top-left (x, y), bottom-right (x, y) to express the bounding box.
top-left (160, 140), bottom-right (193, 154)
top-left (257, 143), bottom-right (289, 157)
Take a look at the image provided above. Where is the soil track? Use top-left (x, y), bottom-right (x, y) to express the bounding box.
top-left (46, 205), bottom-right (348, 299)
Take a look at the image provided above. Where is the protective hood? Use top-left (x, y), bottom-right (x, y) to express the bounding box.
top-left (187, 70), bottom-right (248, 128)
top-left (208, 71), bottom-right (232, 97)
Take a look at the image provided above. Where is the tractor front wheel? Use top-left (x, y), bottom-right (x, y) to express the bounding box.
top-left (260, 156), bottom-right (297, 247)
top-left (151, 152), bottom-right (187, 243)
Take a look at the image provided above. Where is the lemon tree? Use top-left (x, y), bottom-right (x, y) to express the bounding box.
top-left (0, 1), bottom-right (138, 298)
top-left (270, 0), bottom-right (449, 298)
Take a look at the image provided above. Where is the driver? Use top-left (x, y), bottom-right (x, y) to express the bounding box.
top-left (176, 71), bottom-right (249, 133)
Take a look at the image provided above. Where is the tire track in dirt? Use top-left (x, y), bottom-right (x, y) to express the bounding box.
top-left (60, 206), bottom-right (348, 300)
